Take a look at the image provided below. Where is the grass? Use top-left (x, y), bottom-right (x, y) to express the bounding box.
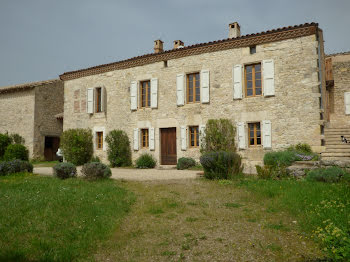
top-left (96, 179), bottom-right (323, 261)
top-left (31, 160), bottom-right (59, 167)
top-left (0, 172), bottom-right (134, 261)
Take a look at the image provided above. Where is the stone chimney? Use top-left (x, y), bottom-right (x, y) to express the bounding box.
top-left (173, 40), bottom-right (184, 49)
top-left (154, 39), bottom-right (164, 53)
top-left (229, 22), bottom-right (241, 38)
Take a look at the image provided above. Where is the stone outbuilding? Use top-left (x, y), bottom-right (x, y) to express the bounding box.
top-left (0, 79), bottom-right (64, 160)
top-left (59, 22), bottom-right (330, 172)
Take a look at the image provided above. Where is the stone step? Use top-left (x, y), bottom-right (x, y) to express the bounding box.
top-left (321, 152), bottom-right (350, 157)
top-left (321, 156), bottom-right (350, 161)
top-left (324, 148), bottom-right (350, 153)
top-left (324, 134), bottom-right (350, 138)
top-left (326, 144), bottom-right (350, 149)
top-left (291, 161), bottom-right (319, 168)
top-left (325, 127), bottom-right (350, 130)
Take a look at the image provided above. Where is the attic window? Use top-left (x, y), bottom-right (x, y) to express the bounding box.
top-left (231, 24), bottom-right (235, 28)
top-left (163, 60), bottom-right (168, 68)
top-left (250, 45), bottom-right (256, 54)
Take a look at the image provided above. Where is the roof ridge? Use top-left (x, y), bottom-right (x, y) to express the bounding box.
top-left (60, 22), bottom-right (318, 80)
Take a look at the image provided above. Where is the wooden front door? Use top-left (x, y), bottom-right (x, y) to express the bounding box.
top-left (160, 128), bottom-right (177, 165)
top-left (44, 136), bottom-right (60, 161)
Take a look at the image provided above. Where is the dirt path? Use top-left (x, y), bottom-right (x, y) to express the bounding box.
top-left (33, 167), bottom-right (199, 181)
top-left (95, 179), bottom-right (323, 262)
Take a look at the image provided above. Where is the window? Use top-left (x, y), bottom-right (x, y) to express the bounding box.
top-left (250, 45), bottom-right (256, 54)
top-left (245, 64), bottom-right (262, 97)
top-left (96, 132), bottom-right (103, 149)
top-left (96, 87), bottom-right (102, 112)
top-left (187, 73), bottom-right (200, 103)
top-left (248, 123), bottom-right (261, 146)
top-left (163, 60), bottom-right (168, 67)
top-left (140, 80), bottom-right (151, 108)
top-left (189, 126), bottom-right (199, 147)
top-left (141, 129), bottom-right (149, 148)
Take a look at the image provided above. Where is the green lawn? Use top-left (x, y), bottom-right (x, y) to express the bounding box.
top-left (31, 160), bottom-right (59, 167)
top-left (236, 178), bottom-right (350, 260)
top-left (0, 173), bottom-right (134, 262)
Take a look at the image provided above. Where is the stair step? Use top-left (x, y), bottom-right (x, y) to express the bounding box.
top-left (321, 157), bottom-right (350, 161)
top-left (324, 148), bottom-right (350, 153)
top-left (326, 145), bottom-right (350, 149)
top-left (321, 152), bottom-right (350, 157)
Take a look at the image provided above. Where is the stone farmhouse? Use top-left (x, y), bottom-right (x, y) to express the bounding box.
top-left (0, 79), bottom-right (64, 160)
top-left (59, 22), bottom-right (334, 172)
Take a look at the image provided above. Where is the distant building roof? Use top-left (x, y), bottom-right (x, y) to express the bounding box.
top-left (0, 79), bottom-right (61, 94)
top-left (60, 22), bottom-right (319, 81)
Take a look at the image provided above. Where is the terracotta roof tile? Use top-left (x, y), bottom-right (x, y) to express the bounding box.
top-left (60, 22), bottom-right (319, 81)
top-left (0, 79), bottom-right (61, 94)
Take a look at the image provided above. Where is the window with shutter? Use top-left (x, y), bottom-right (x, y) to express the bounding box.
top-left (141, 129), bottom-right (149, 148)
top-left (187, 73), bottom-right (200, 103)
top-left (177, 74), bottom-right (185, 106)
top-left (96, 87), bottom-right (102, 112)
top-left (248, 122), bottom-right (261, 146)
top-left (245, 64), bottom-right (262, 97)
top-left (263, 60), bottom-right (275, 96)
top-left (140, 80), bottom-right (151, 108)
top-left (345, 92), bottom-right (350, 115)
top-left (189, 126), bottom-right (199, 147)
top-left (233, 65), bottom-right (243, 99)
top-left (151, 78), bottom-right (158, 108)
top-left (201, 70), bottom-right (210, 103)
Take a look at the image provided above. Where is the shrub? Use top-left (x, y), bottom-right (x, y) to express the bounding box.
top-left (81, 162), bottom-right (112, 180)
top-left (263, 151), bottom-right (297, 168)
top-left (60, 129), bottom-right (93, 165)
top-left (9, 133), bottom-right (25, 145)
top-left (0, 133), bottom-right (12, 159)
top-left (200, 151), bottom-right (242, 180)
top-left (177, 157), bottom-right (196, 170)
top-left (256, 164), bottom-right (288, 180)
top-left (105, 130), bottom-right (132, 167)
top-left (0, 160), bottom-right (33, 176)
top-left (200, 119), bottom-right (236, 153)
top-left (306, 167), bottom-right (346, 183)
top-left (3, 144), bottom-right (29, 161)
top-left (135, 153), bottom-right (156, 169)
top-left (53, 162), bottom-right (77, 179)
top-left (90, 156), bottom-right (101, 163)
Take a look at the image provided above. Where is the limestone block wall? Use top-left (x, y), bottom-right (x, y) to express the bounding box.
top-left (0, 89), bottom-right (35, 157)
top-left (329, 54), bottom-right (350, 127)
top-left (33, 81), bottom-right (64, 157)
top-left (63, 35), bottom-right (322, 172)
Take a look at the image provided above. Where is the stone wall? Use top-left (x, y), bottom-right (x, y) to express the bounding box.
top-left (329, 54), bottom-right (350, 127)
top-left (0, 89), bottom-right (36, 157)
top-left (33, 81), bottom-right (64, 157)
top-left (63, 35), bottom-right (323, 173)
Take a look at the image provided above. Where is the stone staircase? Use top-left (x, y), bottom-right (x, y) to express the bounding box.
top-left (322, 127), bottom-right (350, 160)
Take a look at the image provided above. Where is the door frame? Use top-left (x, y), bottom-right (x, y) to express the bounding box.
top-left (159, 127), bottom-right (177, 165)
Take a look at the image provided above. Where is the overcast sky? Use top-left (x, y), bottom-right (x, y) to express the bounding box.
top-left (0, 0), bottom-right (349, 86)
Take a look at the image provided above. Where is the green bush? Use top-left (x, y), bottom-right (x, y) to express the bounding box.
top-left (256, 165), bottom-right (287, 180)
top-left (200, 151), bottom-right (242, 180)
top-left (90, 156), bottom-right (101, 163)
top-left (9, 133), bottom-right (25, 145)
top-left (105, 130), bottom-right (132, 167)
top-left (306, 167), bottom-right (346, 183)
top-left (53, 162), bottom-right (77, 179)
top-left (200, 119), bottom-right (236, 153)
top-left (135, 153), bottom-right (156, 169)
top-left (3, 144), bottom-right (29, 161)
top-left (264, 151), bottom-right (297, 168)
top-left (81, 162), bottom-right (112, 180)
top-left (0, 160), bottom-right (33, 176)
top-left (60, 129), bottom-right (93, 166)
top-left (177, 157), bottom-right (196, 170)
top-left (287, 143), bottom-right (312, 154)
top-left (0, 133), bottom-right (12, 159)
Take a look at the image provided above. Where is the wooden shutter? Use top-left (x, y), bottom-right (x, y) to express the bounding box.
top-left (133, 128), bottom-right (139, 151)
top-left (149, 127), bottom-right (155, 150)
top-left (199, 124), bottom-right (206, 147)
top-left (263, 60), bottom-right (275, 96)
top-left (233, 65), bottom-right (243, 99)
top-left (151, 78), bottom-right (158, 108)
top-left (87, 88), bottom-right (94, 114)
top-left (237, 122), bottom-right (246, 149)
top-left (101, 87), bottom-right (107, 112)
top-left (262, 120), bottom-right (272, 149)
top-left (130, 81), bottom-right (138, 110)
top-left (345, 92), bottom-right (350, 115)
top-left (201, 70), bottom-right (210, 103)
top-left (177, 74), bottom-right (185, 106)
top-left (181, 126), bottom-right (187, 150)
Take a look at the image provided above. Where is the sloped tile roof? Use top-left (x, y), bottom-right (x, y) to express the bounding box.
top-left (0, 79), bottom-right (61, 94)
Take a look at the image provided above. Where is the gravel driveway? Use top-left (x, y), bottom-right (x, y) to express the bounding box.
top-left (33, 166), bottom-right (200, 181)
